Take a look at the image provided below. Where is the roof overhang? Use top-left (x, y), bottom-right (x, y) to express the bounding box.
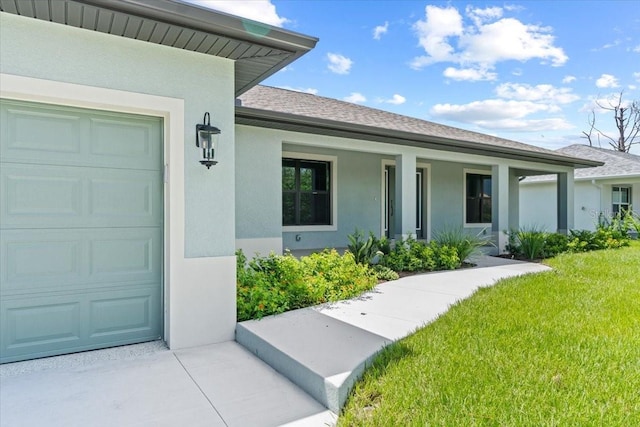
top-left (236, 106), bottom-right (604, 169)
top-left (0, 0), bottom-right (318, 95)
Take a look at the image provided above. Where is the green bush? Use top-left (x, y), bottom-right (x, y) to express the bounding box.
top-left (372, 264), bottom-right (400, 281)
top-left (509, 226), bottom-right (547, 259)
top-left (236, 249), bottom-right (377, 321)
top-left (347, 228), bottom-right (378, 265)
top-left (433, 226), bottom-right (491, 264)
top-left (543, 232), bottom-right (569, 257)
top-left (381, 235), bottom-right (459, 272)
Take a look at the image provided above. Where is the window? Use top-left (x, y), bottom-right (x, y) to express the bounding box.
top-left (612, 186), bottom-right (631, 215)
top-left (283, 158), bottom-right (331, 226)
top-left (466, 173), bottom-right (492, 224)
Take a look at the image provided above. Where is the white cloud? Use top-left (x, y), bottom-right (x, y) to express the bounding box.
top-left (459, 18), bottom-right (568, 67)
top-left (412, 5), bottom-right (463, 67)
top-left (343, 92), bottom-right (367, 104)
top-left (327, 53), bottom-right (353, 75)
top-left (495, 83), bottom-right (579, 104)
top-left (629, 85), bottom-right (638, 90)
top-left (430, 99), bottom-right (572, 131)
top-left (184, 0), bottom-right (288, 27)
top-left (278, 86), bottom-right (318, 95)
top-left (633, 72), bottom-right (640, 82)
top-left (373, 22), bottom-right (389, 40)
top-left (595, 73), bottom-right (620, 88)
top-left (465, 6), bottom-right (503, 26)
top-left (380, 94), bottom-right (406, 105)
top-left (443, 67), bottom-right (497, 81)
top-left (562, 75), bottom-right (576, 84)
top-left (411, 5), bottom-right (567, 77)
top-left (634, 45), bottom-right (640, 53)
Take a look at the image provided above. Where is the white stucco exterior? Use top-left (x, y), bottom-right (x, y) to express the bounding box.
top-left (1, 12), bottom-right (237, 349)
top-left (234, 124), bottom-right (577, 254)
top-left (520, 177), bottom-right (640, 232)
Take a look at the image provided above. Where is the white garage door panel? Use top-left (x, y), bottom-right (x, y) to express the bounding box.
top-left (2, 228), bottom-right (162, 291)
top-left (1, 164), bottom-right (162, 229)
top-left (1, 101), bottom-right (161, 170)
top-left (1, 99), bottom-right (163, 363)
top-left (1, 286), bottom-right (161, 361)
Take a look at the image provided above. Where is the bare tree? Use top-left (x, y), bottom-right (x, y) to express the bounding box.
top-left (582, 91), bottom-right (639, 152)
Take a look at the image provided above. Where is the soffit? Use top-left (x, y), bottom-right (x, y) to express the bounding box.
top-left (0, 0), bottom-right (317, 95)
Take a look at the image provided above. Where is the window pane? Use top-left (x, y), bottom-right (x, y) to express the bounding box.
top-left (481, 198), bottom-right (492, 223)
top-left (466, 173), bottom-right (492, 223)
top-left (466, 197), bottom-right (480, 223)
top-left (621, 188), bottom-right (629, 204)
top-left (482, 177), bottom-right (492, 197)
top-left (299, 161), bottom-right (329, 192)
top-left (300, 193), bottom-right (330, 225)
top-left (282, 192), bottom-right (296, 225)
top-left (282, 160), bottom-right (296, 191)
top-left (612, 187), bottom-right (621, 204)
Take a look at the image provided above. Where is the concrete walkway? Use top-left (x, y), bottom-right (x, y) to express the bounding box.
top-left (1, 256), bottom-right (549, 426)
top-left (237, 256), bottom-right (550, 413)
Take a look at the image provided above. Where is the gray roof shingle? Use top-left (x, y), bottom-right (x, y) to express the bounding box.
top-left (237, 86), bottom-right (600, 167)
top-left (523, 145), bottom-right (640, 182)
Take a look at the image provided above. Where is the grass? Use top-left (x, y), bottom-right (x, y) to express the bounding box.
top-left (339, 242), bottom-right (640, 426)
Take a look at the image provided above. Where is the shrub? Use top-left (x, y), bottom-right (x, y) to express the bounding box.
top-left (381, 235), bottom-right (459, 272)
top-left (372, 264), bottom-right (400, 281)
top-left (236, 249), bottom-right (377, 321)
top-left (543, 233), bottom-right (569, 257)
top-left (506, 226), bottom-right (547, 260)
top-left (433, 226), bottom-right (491, 264)
top-left (300, 250), bottom-right (377, 302)
top-left (347, 228), bottom-right (378, 265)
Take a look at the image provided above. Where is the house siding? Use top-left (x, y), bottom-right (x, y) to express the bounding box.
top-left (0, 12), bottom-right (235, 258)
top-left (1, 12), bottom-right (237, 349)
top-left (520, 179), bottom-right (640, 232)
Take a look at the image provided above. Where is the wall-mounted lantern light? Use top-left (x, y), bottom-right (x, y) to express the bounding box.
top-left (196, 112), bottom-right (221, 169)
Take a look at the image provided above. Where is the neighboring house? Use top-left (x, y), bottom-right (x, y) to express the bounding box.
top-left (520, 145), bottom-right (640, 231)
top-left (0, 0), bottom-right (599, 364)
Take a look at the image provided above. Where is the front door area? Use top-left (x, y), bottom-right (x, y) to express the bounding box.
top-left (384, 166), bottom-right (426, 239)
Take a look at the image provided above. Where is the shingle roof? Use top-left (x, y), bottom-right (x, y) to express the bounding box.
top-left (523, 145), bottom-right (640, 182)
top-left (237, 86), bottom-right (601, 167)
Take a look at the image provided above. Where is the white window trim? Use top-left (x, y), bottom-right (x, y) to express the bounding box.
top-left (612, 185), bottom-right (632, 213)
top-left (463, 168), bottom-right (492, 228)
top-left (282, 151), bottom-right (337, 232)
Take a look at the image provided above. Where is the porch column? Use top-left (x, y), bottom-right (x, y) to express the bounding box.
top-left (394, 153), bottom-right (417, 240)
top-left (491, 164), bottom-right (510, 253)
top-left (557, 171), bottom-right (574, 234)
top-left (509, 169), bottom-right (520, 231)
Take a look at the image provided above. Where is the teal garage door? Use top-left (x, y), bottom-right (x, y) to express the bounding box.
top-left (0, 99), bottom-right (163, 363)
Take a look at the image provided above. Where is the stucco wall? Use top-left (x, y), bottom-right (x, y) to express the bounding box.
top-left (520, 179), bottom-right (640, 232)
top-left (429, 160), bottom-right (492, 235)
top-left (0, 12), bottom-right (235, 257)
top-left (1, 13), bottom-right (237, 348)
top-left (235, 124), bottom-right (504, 252)
top-left (280, 144), bottom-right (382, 251)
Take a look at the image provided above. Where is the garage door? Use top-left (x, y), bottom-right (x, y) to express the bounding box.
top-left (1, 99), bottom-right (163, 363)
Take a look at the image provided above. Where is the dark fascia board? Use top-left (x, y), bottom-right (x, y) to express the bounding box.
top-left (83, 0), bottom-right (318, 51)
top-left (236, 106), bottom-right (604, 169)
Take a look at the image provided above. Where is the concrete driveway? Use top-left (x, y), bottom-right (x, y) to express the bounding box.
top-left (1, 255), bottom-right (549, 426)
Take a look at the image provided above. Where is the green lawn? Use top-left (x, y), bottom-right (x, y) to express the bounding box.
top-left (339, 242), bottom-right (640, 426)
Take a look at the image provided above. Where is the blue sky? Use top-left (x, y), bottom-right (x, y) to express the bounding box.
top-left (187, 1), bottom-right (640, 153)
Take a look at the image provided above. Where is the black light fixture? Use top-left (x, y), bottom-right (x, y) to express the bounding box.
top-left (196, 112), bottom-right (221, 169)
